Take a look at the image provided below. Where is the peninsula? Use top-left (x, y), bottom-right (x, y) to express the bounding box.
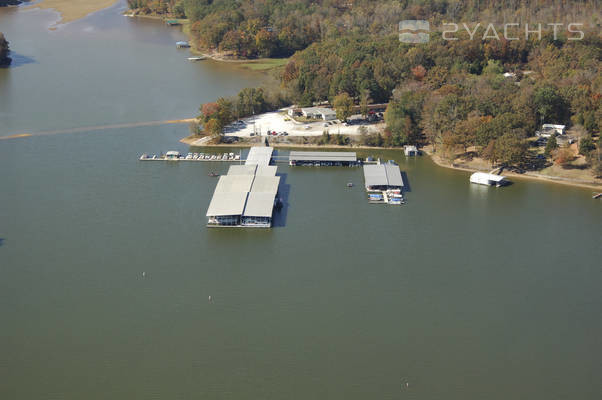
top-left (26, 0), bottom-right (119, 24)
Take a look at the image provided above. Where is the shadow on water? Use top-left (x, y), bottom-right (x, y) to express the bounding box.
top-left (272, 173), bottom-right (290, 228)
top-left (1, 53), bottom-right (36, 68)
top-left (401, 171), bottom-right (412, 193)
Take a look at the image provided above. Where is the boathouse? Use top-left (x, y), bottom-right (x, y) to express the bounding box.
top-left (469, 172), bottom-right (508, 187)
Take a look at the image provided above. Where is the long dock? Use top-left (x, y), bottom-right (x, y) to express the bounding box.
top-left (139, 151), bottom-right (242, 162)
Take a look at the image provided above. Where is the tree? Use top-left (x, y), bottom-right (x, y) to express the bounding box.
top-left (496, 130), bottom-right (528, 166)
top-left (481, 139), bottom-right (499, 166)
top-left (553, 148), bottom-right (573, 167)
top-left (0, 32), bottom-right (11, 67)
top-left (583, 111), bottom-right (599, 134)
top-left (333, 92), bottom-right (353, 121)
top-left (359, 90), bottom-right (370, 119)
top-left (579, 135), bottom-right (595, 155)
top-left (533, 85), bottom-right (568, 125)
top-left (199, 102), bottom-right (219, 123)
top-left (544, 136), bottom-right (558, 157)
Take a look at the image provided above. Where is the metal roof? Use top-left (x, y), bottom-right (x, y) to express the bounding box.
top-left (214, 175), bottom-right (254, 193)
top-left (363, 164), bottom-right (403, 188)
top-left (228, 165), bottom-right (257, 175)
top-left (363, 165), bottom-right (389, 187)
top-left (289, 151), bottom-right (357, 162)
top-left (245, 147), bottom-right (273, 166)
top-left (255, 165), bottom-right (277, 176)
top-left (206, 191), bottom-right (248, 217)
top-left (250, 176), bottom-right (280, 196)
top-left (243, 192), bottom-right (276, 217)
top-left (384, 164), bottom-right (404, 187)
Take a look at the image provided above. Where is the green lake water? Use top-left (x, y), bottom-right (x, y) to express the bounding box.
top-left (1, 2), bottom-right (601, 399)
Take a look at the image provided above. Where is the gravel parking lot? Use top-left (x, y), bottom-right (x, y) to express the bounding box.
top-left (223, 111), bottom-right (383, 137)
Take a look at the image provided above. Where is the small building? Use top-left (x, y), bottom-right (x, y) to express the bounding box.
top-left (301, 107), bottom-right (337, 121)
top-left (469, 172), bottom-right (508, 187)
top-left (363, 164), bottom-right (404, 192)
top-left (404, 145), bottom-right (418, 156)
top-left (287, 108), bottom-right (302, 117)
top-left (537, 124), bottom-right (566, 137)
top-left (289, 151), bottom-right (358, 166)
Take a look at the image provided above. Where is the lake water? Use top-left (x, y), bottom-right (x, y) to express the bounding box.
top-left (1, 2), bottom-right (601, 400)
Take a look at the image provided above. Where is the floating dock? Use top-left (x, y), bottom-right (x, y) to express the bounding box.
top-left (139, 151), bottom-right (241, 162)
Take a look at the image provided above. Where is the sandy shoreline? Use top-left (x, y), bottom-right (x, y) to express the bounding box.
top-left (26, 0), bottom-right (120, 24)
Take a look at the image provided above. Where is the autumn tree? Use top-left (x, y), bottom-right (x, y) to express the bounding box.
top-left (333, 92), bottom-right (353, 121)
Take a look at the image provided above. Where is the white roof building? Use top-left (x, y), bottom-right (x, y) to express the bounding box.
top-left (470, 172), bottom-right (508, 187)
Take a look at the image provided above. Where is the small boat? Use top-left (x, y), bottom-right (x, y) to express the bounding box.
top-left (593, 193), bottom-right (602, 199)
top-left (347, 182), bottom-right (354, 187)
top-left (188, 56), bottom-right (206, 61)
top-left (208, 172), bottom-right (219, 177)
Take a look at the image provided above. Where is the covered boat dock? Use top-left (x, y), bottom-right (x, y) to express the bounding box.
top-left (289, 151), bottom-right (358, 166)
top-left (206, 146), bottom-right (280, 228)
top-left (363, 164), bottom-right (404, 191)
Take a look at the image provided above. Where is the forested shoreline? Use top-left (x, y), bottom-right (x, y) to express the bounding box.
top-left (129, 1), bottom-right (601, 178)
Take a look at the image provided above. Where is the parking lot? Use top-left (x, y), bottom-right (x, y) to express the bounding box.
top-left (223, 111), bottom-right (384, 138)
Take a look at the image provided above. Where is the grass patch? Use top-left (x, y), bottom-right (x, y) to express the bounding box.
top-left (240, 58), bottom-right (289, 71)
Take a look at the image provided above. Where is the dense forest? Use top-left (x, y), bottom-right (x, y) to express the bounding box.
top-left (0, 33), bottom-right (12, 67)
top-left (130, 1), bottom-right (601, 175)
top-left (129, 0), bottom-right (599, 58)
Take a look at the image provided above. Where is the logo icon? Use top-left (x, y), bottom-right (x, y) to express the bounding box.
top-left (399, 20), bottom-right (430, 43)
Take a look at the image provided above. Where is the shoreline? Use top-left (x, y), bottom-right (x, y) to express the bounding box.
top-left (125, 11), bottom-right (289, 69)
top-left (423, 146), bottom-right (602, 191)
top-left (182, 135), bottom-right (602, 191)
